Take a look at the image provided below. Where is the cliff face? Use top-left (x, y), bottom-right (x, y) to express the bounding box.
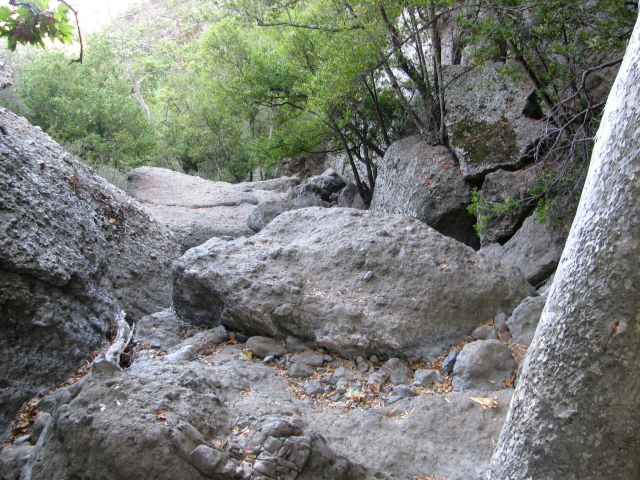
top-left (0, 107), bottom-right (180, 439)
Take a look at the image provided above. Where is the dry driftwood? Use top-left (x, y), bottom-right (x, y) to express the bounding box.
top-left (94, 311), bottom-right (134, 374)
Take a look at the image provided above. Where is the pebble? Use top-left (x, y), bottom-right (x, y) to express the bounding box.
top-left (412, 369), bottom-right (444, 387)
top-left (441, 350), bottom-right (459, 376)
top-left (363, 271), bottom-right (374, 281)
top-left (263, 355), bottom-right (275, 364)
top-left (304, 380), bottom-right (324, 396)
top-left (387, 384), bottom-right (419, 404)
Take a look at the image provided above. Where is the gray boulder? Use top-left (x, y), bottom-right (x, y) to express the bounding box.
top-left (444, 62), bottom-right (544, 181)
top-left (500, 214), bottom-right (569, 286)
top-left (476, 169), bottom-right (534, 245)
top-left (337, 183), bottom-right (366, 210)
top-left (506, 296), bottom-right (547, 346)
top-left (127, 167), bottom-right (288, 251)
top-left (0, 108), bottom-right (179, 439)
top-left (182, 326), bottom-right (230, 356)
top-left (134, 309), bottom-right (182, 351)
top-left (247, 199), bottom-right (291, 232)
top-left (287, 169), bottom-right (347, 203)
top-left (246, 336), bottom-right (287, 359)
top-left (370, 136), bottom-right (478, 248)
top-left (173, 208), bottom-right (535, 361)
top-left (452, 340), bottom-right (516, 391)
top-left (0, 444), bottom-right (33, 480)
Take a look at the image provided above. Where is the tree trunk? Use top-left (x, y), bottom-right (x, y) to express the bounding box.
top-left (487, 15), bottom-right (640, 480)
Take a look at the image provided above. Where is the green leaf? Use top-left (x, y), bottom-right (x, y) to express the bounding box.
top-left (0, 6), bottom-right (12, 21)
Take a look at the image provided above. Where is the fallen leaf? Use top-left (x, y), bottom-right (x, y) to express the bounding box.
top-left (108, 218), bottom-right (117, 224)
top-left (115, 399), bottom-right (121, 406)
top-left (469, 397), bottom-right (499, 409)
top-left (240, 348), bottom-right (253, 361)
top-left (155, 411), bottom-right (166, 420)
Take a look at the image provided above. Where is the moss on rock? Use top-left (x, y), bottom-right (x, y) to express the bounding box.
top-left (451, 120), bottom-right (519, 166)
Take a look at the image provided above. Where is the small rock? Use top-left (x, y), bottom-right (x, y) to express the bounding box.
top-left (493, 312), bottom-right (509, 333)
top-left (329, 394), bottom-right (343, 402)
top-left (369, 355), bottom-right (380, 364)
top-left (452, 340), bottom-right (516, 391)
top-left (362, 271), bottom-right (374, 281)
top-left (412, 369), bottom-right (443, 387)
top-left (235, 332), bottom-right (249, 343)
top-left (367, 372), bottom-right (388, 386)
top-left (263, 355), bottom-right (275, 364)
top-left (285, 336), bottom-right (309, 353)
top-left (472, 325), bottom-right (498, 340)
top-left (333, 367), bottom-right (355, 379)
top-left (288, 362), bottom-right (314, 378)
top-left (388, 384), bottom-right (419, 403)
top-left (441, 350), bottom-right (459, 376)
top-left (304, 380), bottom-right (324, 396)
top-left (335, 378), bottom-right (349, 395)
top-left (380, 358), bottom-right (412, 385)
top-left (358, 362), bottom-right (370, 373)
top-left (246, 336), bottom-right (287, 359)
top-left (183, 326), bottom-right (230, 355)
top-left (163, 345), bottom-right (198, 363)
top-left (291, 350), bottom-right (324, 367)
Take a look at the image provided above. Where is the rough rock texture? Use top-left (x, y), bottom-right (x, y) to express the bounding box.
top-left (134, 309), bottom-right (183, 351)
top-left (444, 62), bottom-right (544, 181)
top-left (506, 296), bottom-right (546, 346)
top-left (127, 167), bottom-right (290, 251)
top-left (500, 214), bottom-right (569, 286)
top-left (173, 208), bottom-right (535, 361)
top-left (26, 339), bottom-right (513, 480)
top-left (476, 169), bottom-right (534, 245)
top-left (488, 18), bottom-right (640, 478)
top-left (370, 136), bottom-right (478, 248)
top-left (0, 108), bottom-right (179, 438)
top-left (452, 340), bottom-right (516, 391)
top-left (287, 169), bottom-right (347, 204)
top-left (247, 199), bottom-right (290, 232)
top-left (0, 61), bottom-right (12, 89)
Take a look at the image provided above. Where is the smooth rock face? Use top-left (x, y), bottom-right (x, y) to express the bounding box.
top-left (0, 108), bottom-right (179, 438)
top-left (370, 136), bottom-right (478, 248)
top-left (127, 167), bottom-right (290, 251)
top-left (452, 340), bottom-right (516, 391)
top-left (173, 208), bottom-right (535, 361)
top-left (444, 62), bottom-right (544, 181)
top-left (506, 296), bottom-right (546, 346)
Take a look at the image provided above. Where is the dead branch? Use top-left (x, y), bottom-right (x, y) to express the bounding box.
top-left (94, 311), bottom-right (133, 374)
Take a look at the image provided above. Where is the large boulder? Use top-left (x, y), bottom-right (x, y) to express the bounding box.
top-left (127, 167), bottom-right (291, 251)
top-left (173, 208), bottom-right (535, 361)
top-left (0, 108), bottom-right (179, 438)
top-left (444, 62), bottom-right (544, 181)
top-left (286, 169), bottom-right (347, 204)
top-left (370, 136), bottom-right (478, 248)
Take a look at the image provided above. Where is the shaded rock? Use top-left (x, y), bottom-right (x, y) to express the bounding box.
top-left (0, 444), bottom-right (33, 480)
top-left (246, 337), bottom-right (287, 359)
top-left (247, 200), bottom-right (291, 233)
top-left (476, 169), bottom-right (534, 246)
top-left (134, 309), bottom-right (182, 351)
top-left (188, 445), bottom-right (228, 477)
top-left (291, 350), bottom-right (324, 367)
top-left (388, 384), bottom-right (419, 403)
top-left (183, 326), bottom-right (230, 356)
top-left (173, 208), bottom-right (535, 362)
top-left (506, 296), bottom-right (546, 346)
top-left (0, 108), bottom-right (179, 439)
top-left (412, 370), bottom-right (444, 387)
top-left (304, 379), bottom-right (325, 396)
top-left (280, 152), bottom-right (328, 181)
top-left (31, 412), bottom-right (51, 445)
top-left (127, 167), bottom-right (287, 251)
top-left (380, 358), bottom-right (412, 386)
top-left (441, 350), bottom-right (460, 376)
top-left (370, 136), bottom-right (478, 248)
top-left (290, 194), bottom-right (330, 208)
top-left (288, 362), bottom-right (314, 378)
top-left (500, 214), bottom-right (569, 286)
top-left (337, 183), bottom-right (366, 210)
top-left (287, 169), bottom-right (347, 203)
top-left (0, 61), bottom-right (12, 89)
top-left (285, 336), bottom-right (309, 353)
top-left (452, 340), bottom-right (516, 391)
top-left (444, 62), bottom-right (544, 181)
top-left (472, 325), bottom-right (498, 340)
